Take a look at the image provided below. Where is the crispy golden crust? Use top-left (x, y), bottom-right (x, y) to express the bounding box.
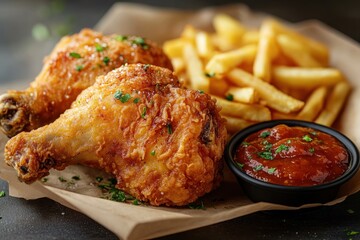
top-left (0, 29), bottom-right (172, 137)
top-left (5, 64), bottom-right (227, 206)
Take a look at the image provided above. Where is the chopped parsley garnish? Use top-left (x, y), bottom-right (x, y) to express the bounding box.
top-left (0, 191), bottom-right (5, 198)
top-left (275, 144), bottom-right (289, 154)
top-left (75, 65), bottom-right (84, 71)
top-left (254, 165), bottom-right (263, 171)
top-left (166, 123), bottom-right (173, 134)
top-left (302, 135), bottom-right (313, 142)
top-left (115, 35), bottom-right (128, 41)
top-left (225, 94), bottom-right (234, 101)
top-left (95, 43), bottom-right (105, 52)
top-left (309, 147), bottom-right (315, 154)
top-left (69, 52), bottom-right (81, 58)
top-left (58, 177), bottom-right (67, 183)
top-left (103, 56), bottom-right (110, 65)
top-left (258, 151), bottom-right (273, 160)
top-left (132, 37), bottom-right (149, 50)
top-left (262, 140), bottom-right (272, 150)
top-left (197, 90), bottom-right (204, 94)
top-left (114, 91), bottom-right (131, 103)
top-left (96, 176), bottom-right (103, 182)
top-left (97, 178), bottom-right (136, 203)
top-left (188, 200), bottom-right (206, 210)
top-left (133, 199), bottom-right (140, 205)
top-left (150, 150), bottom-right (156, 156)
top-left (236, 162), bottom-right (244, 169)
top-left (41, 178), bottom-right (48, 183)
top-left (241, 141), bottom-right (250, 147)
top-left (205, 72), bottom-right (215, 78)
top-left (268, 167), bottom-right (277, 174)
top-left (133, 98), bottom-right (140, 104)
top-left (260, 131), bottom-right (270, 138)
top-left (286, 139), bottom-right (292, 144)
top-left (346, 231), bottom-right (359, 236)
top-left (310, 131), bottom-right (317, 136)
top-left (72, 176), bottom-right (80, 181)
top-left (143, 64), bottom-right (150, 71)
top-left (141, 106), bottom-right (147, 119)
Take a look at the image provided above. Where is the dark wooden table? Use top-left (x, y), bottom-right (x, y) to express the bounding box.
top-left (1, 0), bottom-right (360, 239)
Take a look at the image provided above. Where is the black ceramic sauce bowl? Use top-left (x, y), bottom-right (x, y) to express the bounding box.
top-left (225, 120), bottom-right (360, 206)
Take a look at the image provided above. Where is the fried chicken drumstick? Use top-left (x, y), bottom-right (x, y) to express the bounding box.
top-left (0, 29), bottom-right (172, 137)
top-left (5, 64), bottom-right (227, 206)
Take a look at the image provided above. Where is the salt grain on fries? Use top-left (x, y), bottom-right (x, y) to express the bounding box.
top-left (163, 14), bottom-right (351, 133)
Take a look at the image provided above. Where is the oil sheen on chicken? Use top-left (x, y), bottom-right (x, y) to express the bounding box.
top-left (5, 64), bottom-right (227, 206)
top-left (0, 29), bottom-right (172, 137)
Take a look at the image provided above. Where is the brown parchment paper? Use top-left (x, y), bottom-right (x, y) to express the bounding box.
top-left (1, 3), bottom-right (360, 240)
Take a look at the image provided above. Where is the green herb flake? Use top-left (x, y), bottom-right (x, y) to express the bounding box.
top-left (133, 98), bottom-right (140, 104)
top-left (262, 140), bottom-right (272, 151)
top-left (41, 177), bottom-right (48, 183)
top-left (114, 90), bottom-right (123, 100)
top-left (143, 64), bottom-right (150, 71)
top-left (197, 90), bottom-right (204, 94)
top-left (96, 176), bottom-right (103, 182)
top-left (236, 162), bottom-right (244, 169)
top-left (58, 177), bottom-right (67, 183)
top-left (72, 176), bottom-right (80, 181)
top-left (347, 231), bottom-right (359, 236)
top-left (0, 191), bottom-right (5, 198)
top-left (120, 93), bottom-right (131, 103)
top-left (188, 200), bottom-right (206, 210)
top-left (115, 35), bottom-right (128, 41)
top-left (150, 150), bottom-right (156, 156)
top-left (69, 52), bottom-right (81, 58)
top-left (133, 199), bottom-right (140, 205)
top-left (286, 139), bottom-right (291, 144)
top-left (275, 144), bottom-right (289, 154)
top-left (309, 147), bottom-right (315, 154)
top-left (132, 37), bottom-right (149, 50)
top-left (347, 209), bottom-right (355, 214)
top-left (205, 72), bottom-right (215, 78)
top-left (141, 106), bottom-right (147, 119)
top-left (258, 151), bottom-right (273, 160)
top-left (310, 131), bottom-right (317, 136)
top-left (95, 43), bottom-right (105, 52)
top-left (302, 135), bottom-right (313, 142)
top-left (254, 165), bottom-right (263, 171)
top-left (75, 65), bottom-right (84, 71)
top-left (268, 167), bottom-right (277, 174)
top-left (260, 131), bottom-right (271, 138)
top-left (241, 141), bottom-right (250, 147)
top-left (225, 94), bottom-right (234, 101)
top-left (166, 123), bottom-right (173, 134)
top-left (103, 56), bottom-right (110, 65)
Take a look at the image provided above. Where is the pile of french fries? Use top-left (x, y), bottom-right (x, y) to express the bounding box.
top-left (163, 14), bottom-right (351, 133)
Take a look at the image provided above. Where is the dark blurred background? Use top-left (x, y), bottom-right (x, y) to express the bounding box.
top-left (0, 0), bottom-right (359, 85)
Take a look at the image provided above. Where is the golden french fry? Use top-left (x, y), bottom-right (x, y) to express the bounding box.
top-left (183, 43), bottom-right (209, 92)
top-left (225, 87), bottom-right (259, 104)
top-left (272, 111), bottom-right (297, 120)
top-left (315, 82), bottom-right (351, 126)
top-left (253, 21), bottom-right (278, 82)
top-left (267, 19), bottom-right (329, 65)
top-left (209, 77), bottom-right (229, 97)
top-left (213, 14), bottom-right (246, 47)
top-left (223, 116), bottom-right (255, 133)
top-left (195, 31), bottom-right (215, 59)
top-left (214, 96), bottom-right (271, 122)
top-left (272, 66), bottom-right (343, 90)
top-left (171, 57), bottom-right (185, 75)
top-left (205, 44), bottom-right (257, 74)
top-left (227, 68), bottom-right (304, 113)
top-left (181, 25), bottom-right (197, 44)
top-left (277, 34), bottom-right (322, 67)
top-left (163, 38), bottom-right (186, 58)
top-left (242, 30), bottom-right (259, 45)
top-left (297, 87), bottom-right (327, 121)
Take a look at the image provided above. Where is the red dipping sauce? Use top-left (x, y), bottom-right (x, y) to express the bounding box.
top-left (234, 124), bottom-right (349, 186)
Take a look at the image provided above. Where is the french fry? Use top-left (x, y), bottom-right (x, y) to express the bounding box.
top-left (195, 31), bottom-right (215, 59)
top-left (272, 111), bottom-right (296, 120)
top-left (227, 68), bottom-right (304, 113)
top-left (181, 25), bottom-right (197, 44)
top-left (209, 77), bottom-right (229, 97)
top-left (242, 30), bottom-right (259, 45)
top-left (277, 34), bottom-right (322, 67)
top-left (163, 38), bottom-right (186, 58)
top-left (297, 86), bottom-right (327, 121)
top-left (225, 87), bottom-right (259, 104)
top-left (213, 14), bottom-right (246, 47)
top-left (267, 19), bottom-right (329, 65)
top-left (253, 21), bottom-right (278, 82)
top-left (171, 57), bottom-right (185, 75)
top-left (183, 44), bottom-right (209, 92)
top-left (214, 96), bottom-right (271, 122)
top-left (224, 116), bottom-right (255, 133)
top-left (315, 82), bottom-right (351, 126)
top-left (205, 44), bottom-right (257, 75)
top-left (272, 66), bottom-right (343, 90)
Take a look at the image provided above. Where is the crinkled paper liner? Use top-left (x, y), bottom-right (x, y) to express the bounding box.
top-left (1, 3), bottom-right (360, 240)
